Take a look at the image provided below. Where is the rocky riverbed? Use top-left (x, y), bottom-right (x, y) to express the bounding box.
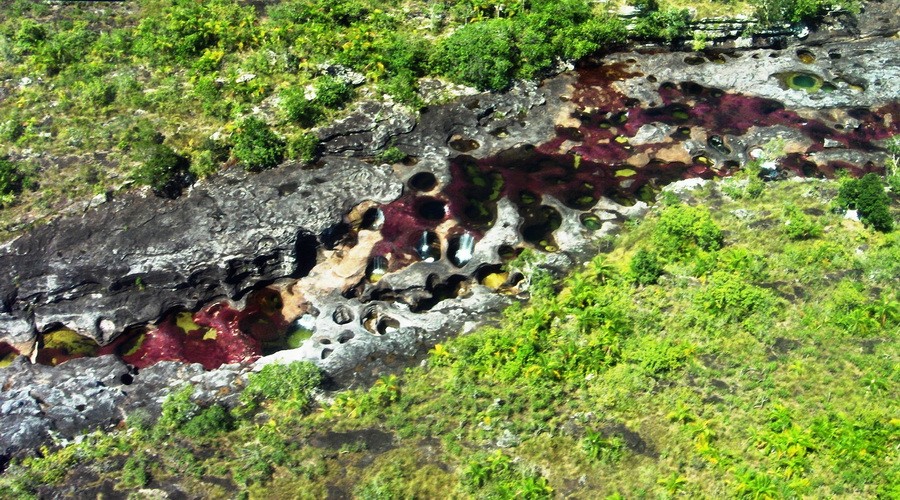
top-left (1, 14), bottom-right (898, 460)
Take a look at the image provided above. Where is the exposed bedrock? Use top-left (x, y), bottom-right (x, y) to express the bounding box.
top-left (0, 33), bottom-right (898, 458)
top-left (0, 159), bottom-right (402, 347)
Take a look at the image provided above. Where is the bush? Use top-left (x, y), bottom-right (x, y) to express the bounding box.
top-left (582, 431), bottom-right (626, 464)
top-left (430, 19), bottom-right (517, 91)
top-left (696, 270), bottom-right (776, 320)
top-left (119, 452), bottom-right (151, 488)
top-left (652, 204), bottom-right (723, 259)
top-left (633, 8), bottom-right (692, 44)
top-left (287, 132), bottom-right (320, 163)
top-left (131, 143), bottom-right (191, 198)
top-left (314, 76), bottom-right (354, 109)
top-left (0, 157), bottom-right (25, 207)
top-left (240, 361), bottom-right (322, 411)
top-left (837, 173), bottom-right (893, 232)
top-left (231, 117), bottom-right (285, 172)
top-left (782, 204), bottom-right (822, 240)
top-left (751, 0), bottom-right (858, 26)
top-left (153, 385), bottom-right (200, 440)
top-left (630, 249), bottom-right (663, 285)
top-left (180, 404), bottom-right (234, 438)
top-left (377, 146), bottom-right (407, 164)
top-left (281, 87), bottom-right (322, 127)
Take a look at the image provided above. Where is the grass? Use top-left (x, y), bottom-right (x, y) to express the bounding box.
top-left (2, 175), bottom-right (896, 498)
top-left (0, 0), bottom-right (795, 239)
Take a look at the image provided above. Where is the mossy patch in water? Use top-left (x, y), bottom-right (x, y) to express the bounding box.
top-left (782, 72), bottom-right (824, 93)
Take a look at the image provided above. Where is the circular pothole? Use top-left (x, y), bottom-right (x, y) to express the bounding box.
top-left (448, 136), bottom-right (480, 152)
top-left (332, 305), bottom-right (354, 325)
top-left (417, 198), bottom-right (447, 221)
top-left (408, 172), bottom-right (437, 192)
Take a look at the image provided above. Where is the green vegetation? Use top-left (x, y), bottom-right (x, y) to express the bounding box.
top-left (2, 176), bottom-right (896, 498)
top-left (750, 0), bottom-right (859, 26)
top-left (836, 172), bottom-right (894, 232)
top-left (131, 143), bottom-right (190, 198)
top-left (0, 0), bottom-right (789, 237)
top-left (0, 156), bottom-right (25, 207)
top-left (232, 117), bottom-right (285, 172)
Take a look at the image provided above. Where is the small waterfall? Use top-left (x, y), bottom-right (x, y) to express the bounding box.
top-left (416, 231), bottom-right (441, 262)
top-left (448, 232), bottom-right (475, 267)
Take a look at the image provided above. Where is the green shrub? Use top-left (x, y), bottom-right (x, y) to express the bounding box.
top-left (180, 404), bottom-right (234, 438)
top-left (287, 132), bottom-right (320, 163)
top-left (0, 117), bottom-right (25, 142)
top-left (751, 0), bottom-right (858, 26)
top-left (131, 143), bottom-right (191, 198)
top-left (629, 249), bottom-right (663, 285)
top-left (782, 204), bottom-right (822, 240)
top-left (625, 336), bottom-right (694, 376)
top-left (231, 117), bottom-right (285, 172)
top-left (0, 157), bottom-right (25, 207)
top-left (153, 385), bottom-right (200, 440)
top-left (119, 452), bottom-right (151, 488)
top-left (463, 450), bottom-right (552, 498)
top-left (582, 431), bottom-right (626, 464)
top-left (241, 361), bottom-right (322, 411)
top-left (836, 173), bottom-right (893, 232)
top-left (132, 0), bottom-right (259, 65)
top-left (652, 204), bottom-right (723, 259)
top-left (193, 76), bottom-right (233, 119)
top-left (696, 270), bottom-right (776, 320)
top-left (633, 8), bottom-right (692, 44)
top-left (281, 87), bottom-right (322, 127)
top-left (430, 19), bottom-right (517, 91)
top-left (377, 146), bottom-right (407, 164)
top-left (314, 76), bottom-right (354, 109)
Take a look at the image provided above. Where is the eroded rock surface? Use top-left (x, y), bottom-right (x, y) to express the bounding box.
top-left (1, 31), bottom-right (898, 460)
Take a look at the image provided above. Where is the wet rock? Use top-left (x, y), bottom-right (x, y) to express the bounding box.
top-left (0, 159), bottom-right (402, 345)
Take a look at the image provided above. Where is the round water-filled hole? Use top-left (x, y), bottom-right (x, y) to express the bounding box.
top-left (580, 213), bottom-right (603, 231)
top-left (409, 172), bottom-right (437, 192)
top-left (784, 72), bottom-right (823, 92)
top-left (681, 81), bottom-right (704, 95)
top-left (672, 126), bottom-right (692, 139)
top-left (796, 49), bottom-right (816, 64)
top-left (565, 190), bottom-right (597, 210)
top-left (120, 373), bottom-right (134, 385)
top-left (708, 135), bottom-right (731, 155)
top-left (318, 338), bottom-right (332, 345)
top-left (361, 207), bottom-right (384, 230)
top-left (498, 245), bottom-right (519, 262)
top-left (684, 55), bottom-right (705, 66)
top-left (646, 75), bottom-right (658, 83)
top-left (448, 136), bottom-right (480, 152)
top-left (518, 190), bottom-right (539, 205)
top-left (417, 198), bottom-right (447, 221)
top-left (415, 231), bottom-right (441, 262)
top-left (447, 233), bottom-right (476, 267)
top-left (367, 255), bottom-right (389, 283)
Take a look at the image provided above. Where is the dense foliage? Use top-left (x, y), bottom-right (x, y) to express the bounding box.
top-left (836, 172), bottom-right (894, 232)
top-left (231, 117), bottom-right (286, 172)
top-left (2, 177), bottom-right (896, 498)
